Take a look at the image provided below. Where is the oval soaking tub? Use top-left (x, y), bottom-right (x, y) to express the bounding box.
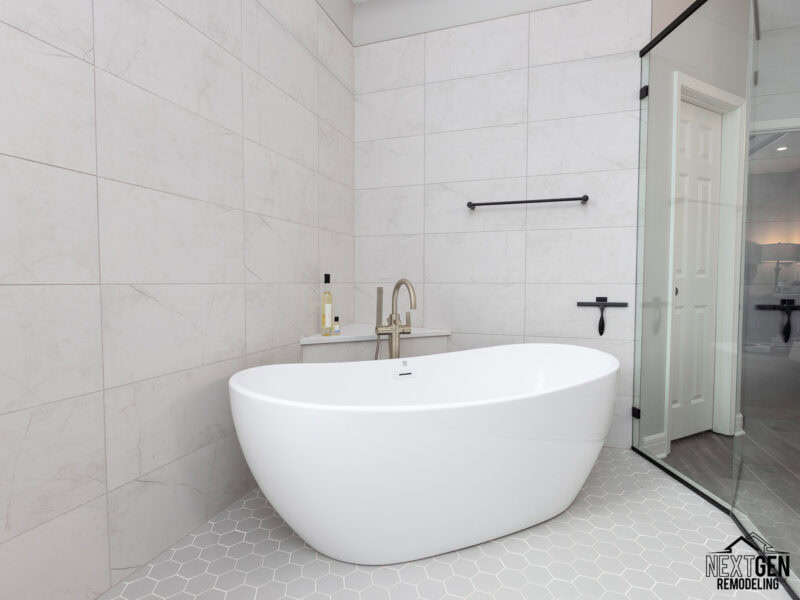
top-left (229, 343), bottom-right (619, 565)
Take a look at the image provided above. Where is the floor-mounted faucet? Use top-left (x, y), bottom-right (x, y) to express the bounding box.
top-left (375, 279), bottom-right (417, 359)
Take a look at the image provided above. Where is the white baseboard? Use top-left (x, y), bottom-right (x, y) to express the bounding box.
top-left (640, 432), bottom-right (668, 458)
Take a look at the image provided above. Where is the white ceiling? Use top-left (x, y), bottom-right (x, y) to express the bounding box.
top-left (750, 130), bottom-right (800, 174)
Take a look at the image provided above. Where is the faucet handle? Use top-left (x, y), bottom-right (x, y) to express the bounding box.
top-left (375, 286), bottom-right (383, 327)
top-left (405, 311), bottom-right (411, 328)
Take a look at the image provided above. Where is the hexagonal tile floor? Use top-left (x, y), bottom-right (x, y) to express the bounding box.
top-left (98, 449), bottom-right (792, 600)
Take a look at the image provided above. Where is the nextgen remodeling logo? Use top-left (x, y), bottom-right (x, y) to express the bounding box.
top-left (705, 533), bottom-right (790, 591)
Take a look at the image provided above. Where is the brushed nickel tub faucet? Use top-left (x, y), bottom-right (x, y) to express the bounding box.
top-left (375, 279), bottom-right (417, 359)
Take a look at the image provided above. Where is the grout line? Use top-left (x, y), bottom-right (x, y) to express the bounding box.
top-left (241, 0), bottom-right (248, 360)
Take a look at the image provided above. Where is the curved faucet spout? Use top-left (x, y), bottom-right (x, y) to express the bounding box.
top-left (392, 278), bottom-right (417, 313)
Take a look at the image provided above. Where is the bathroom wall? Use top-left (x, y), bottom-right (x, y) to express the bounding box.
top-left (0, 1), bottom-right (353, 597)
top-left (353, 0), bottom-right (651, 447)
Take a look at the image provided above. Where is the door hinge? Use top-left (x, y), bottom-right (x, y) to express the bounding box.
top-left (632, 406), bottom-right (641, 419)
top-left (639, 85), bottom-right (649, 100)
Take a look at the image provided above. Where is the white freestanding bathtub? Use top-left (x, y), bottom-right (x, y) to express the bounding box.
top-left (229, 343), bottom-right (619, 565)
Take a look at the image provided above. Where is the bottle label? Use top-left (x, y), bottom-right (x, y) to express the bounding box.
top-left (324, 304), bottom-right (331, 328)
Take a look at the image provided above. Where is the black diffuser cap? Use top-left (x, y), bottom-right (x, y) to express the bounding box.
top-left (334, 316), bottom-right (340, 322)
top-left (324, 273), bottom-right (331, 284)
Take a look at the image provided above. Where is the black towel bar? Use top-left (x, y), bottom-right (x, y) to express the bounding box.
top-left (467, 195), bottom-right (588, 210)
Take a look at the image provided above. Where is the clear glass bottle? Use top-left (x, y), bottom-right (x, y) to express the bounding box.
top-left (321, 273), bottom-right (333, 336)
top-left (333, 316), bottom-right (341, 335)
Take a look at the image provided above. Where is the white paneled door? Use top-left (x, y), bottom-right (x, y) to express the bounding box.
top-left (669, 101), bottom-right (722, 442)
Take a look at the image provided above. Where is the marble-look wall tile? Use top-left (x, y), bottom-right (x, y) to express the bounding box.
top-left (245, 284), bottom-right (318, 353)
top-left (0, 155), bottom-right (98, 284)
top-left (101, 284), bottom-right (245, 387)
top-left (0, 392), bottom-right (105, 543)
top-left (320, 230), bottom-right (355, 282)
top-left (425, 231), bottom-right (526, 284)
top-left (254, 0), bottom-right (318, 55)
top-left (525, 283), bottom-right (635, 340)
top-left (243, 0), bottom-right (317, 113)
top-left (318, 176), bottom-right (355, 236)
top-left (447, 333), bottom-right (524, 352)
top-left (203, 433), bottom-right (255, 518)
top-left (426, 124), bottom-right (527, 183)
top-left (526, 169), bottom-right (638, 230)
top-left (424, 14), bottom-right (529, 83)
top-left (243, 69), bottom-right (318, 171)
top-left (327, 282), bottom-right (355, 324)
top-left (0, 497), bottom-right (109, 600)
top-left (426, 70), bottom-right (528, 133)
top-left (529, 52), bottom-right (640, 121)
top-left (159, 0), bottom-right (242, 57)
top-left (319, 65), bottom-right (355, 138)
top-left (96, 71), bottom-right (242, 208)
top-left (246, 343), bottom-right (302, 368)
top-left (527, 111), bottom-right (640, 176)
top-left (355, 235), bottom-right (424, 283)
top-left (530, 0), bottom-right (650, 66)
top-left (245, 213), bottom-right (319, 283)
top-left (355, 136), bottom-right (424, 189)
top-left (526, 227), bottom-right (637, 284)
top-left (355, 34), bottom-right (424, 94)
top-left (95, 0), bottom-right (243, 132)
top-left (355, 281), bottom-right (423, 325)
top-left (356, 186), bottom-right (424, 236)
top-left (244, 140), bottom-right (318, 227)
top-left (319, 120), bottom-right (355, 187)
top-left (425, 283), bottom-right (525, 335)
top-left (0, 22), bottom-right (95, 173)
top-left (0, 285), bottom-right (102, 414)
top-left (356, 85), bottom-right (424, 142)
top-left (0, 0), bottom-right (94, 59)
top-left (318, 8), bottom-right (354, 90)
top-left (424, 178), bottom-right (526, 234)
top-left (99, 179), bottom-right (244, 284)
top-left (105, 358), bottom-right (244, 491)
top-left (605, 396), bottom-right (634, 448)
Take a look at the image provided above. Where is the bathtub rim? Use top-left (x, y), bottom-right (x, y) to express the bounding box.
top-left (230, 343), bottom-right (620, 414)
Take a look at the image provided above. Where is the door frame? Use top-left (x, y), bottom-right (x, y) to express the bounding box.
top-left (662, 72), bottom-right (747, 455)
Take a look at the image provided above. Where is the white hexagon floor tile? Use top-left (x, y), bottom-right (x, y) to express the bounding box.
top-left (98, 449), bottom-right (792, 600)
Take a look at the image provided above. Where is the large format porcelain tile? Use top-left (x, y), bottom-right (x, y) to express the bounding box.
top-left (95, 0), bottom-right (242, 132)
top-left (526, 169), bottom-right (638, 230)
top-left (447, 333), bottom-right (524, 352)
top-left (318, 8), bottom-right (354, 91)
top-left (243, 0), bottom-right (317, 113)
top-left (243, 69), bottom-right (318, 171)
top-left (355, 136), bottom-right (424, 189)
top-left (424, 283), bottom-right (525, 335)
top-left (0, 392), bottom-right (105, 543)
top-left (245, 213), bottom-right (319, 283)
top-left (318, 175), bottom-right (354, 236)
top-left (96, 71), bottom-right (242, 208)
top-left (355, 85), bottom-right (424, 142)
top-left (245, 284), bottom-right (318, 353)
top-left (526, 227), bottom-right (636, 284)
top-left (319, 230), bottom-right (355, 283)
top-left (425, 231), bottom-right (526, 284)
top-left (525, 283), bottom-right (635, 340)
top-left (319, 120), bottom-right (355, 188)
top-left (530, 0), bottom-right (650, 66)
top-left (425, 178), bottom-right (527, 234)
top-left (244, 140), bottom-right (318, 227)
top-left (425, 14), bottom-right (528, 83)
top-left (105, 358), bottom-right (244, 490)
top-left (529, 52), bottom-right (640, 121)
top-left (527, 111), bottom-right (639, 176)
top-left (426, 124), bottom-right (527, 184)
top-left (356, 235), bottom-right (424, 283)
top-left (159, 0), bottom-right (242, 57)
top-left (319, 65), bottom-right (355, 139)
top-left (0, 285), bottom-right (102, 414)
top-left (99, 179), bottom-right (244, 284)
top-left (0, 0), bottom-right (94, 59)
top-left (356, 185), bottom-right (424, 236)
top-left (101, 284), bottom-right (245, 387)
top-left (0, 22), bottom-right (95, 173)
top-left (327, 282), bottom-right (355, 324)
top-left (355, 34), bottom-right (424, 94)
top-left (0, 155), bottom-right (98, 284)
top-left (0, 497), bottom-right (109, 600)
top-left (426, 70), bottom-right (528, 133)
top-left (254, 0), bottom-right (318, 55)
top-left (246, 343), bottom-right (302, 368)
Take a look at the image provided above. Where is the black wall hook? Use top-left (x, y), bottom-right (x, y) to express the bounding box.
top-left (756, 299), bottom-right (799, 343)
top-left (577, 297), bottom-right (629, 336)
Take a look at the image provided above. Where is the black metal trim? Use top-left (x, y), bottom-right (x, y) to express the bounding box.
top-left (631, 406), bottom-right (641, 419)
top-left (639, 85), bottom-right (649, 100)
top-left (466, 195), bottom-right (588, 210)
top-left (639, 0), bottom-right (710, 58)
top-left (631, 447), bottom-right (799, 599)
